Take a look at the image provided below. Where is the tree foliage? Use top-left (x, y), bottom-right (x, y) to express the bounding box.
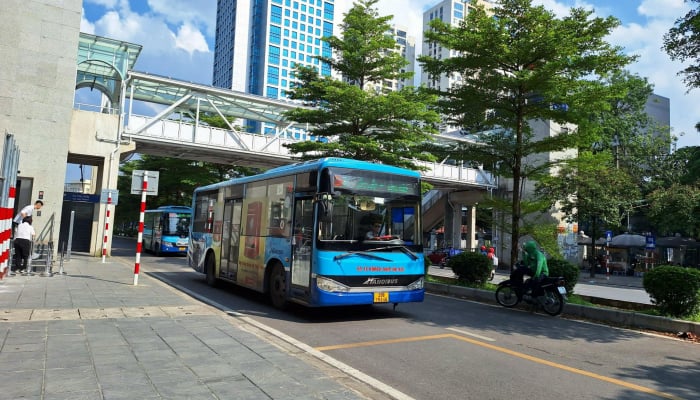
top-left (115, 155), bottom-right (255, 229)
top-left (674, 145), bottom-right (700, 185)
top-left (577, 71), bottom-right (674, 194)
top-left (647, 183), bottom-right (700, 238)
top-left (283, 0), bottom-right (440, 170)
top-left (419, 0), bottom-right (634, 264)
top-left (537, 152), bottom-right (641, 233)
top-left (663, 0), bottom-right (700, 92)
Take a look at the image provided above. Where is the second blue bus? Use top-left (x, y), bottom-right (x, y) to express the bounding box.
top-left (143, 205), bottom-right (192, 255)
top-left (188, 157), bottom-right (425, 308)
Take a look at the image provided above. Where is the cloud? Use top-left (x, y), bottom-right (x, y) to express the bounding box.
top-left (147, 0), bottom-right (217, 38)
top-left (638, 0), bottom-right (687, 19)
top-left (173, 23), bottom-right (210, 55)
top-left (80, 9), bottom-right (96, 34)
top-left (82, 0), bottom-right (213, 84)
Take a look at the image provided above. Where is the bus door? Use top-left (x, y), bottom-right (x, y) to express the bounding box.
top-left (221, 199), bottom-right (242, 281)
top-left (291, 197), bottom-right (314, 290)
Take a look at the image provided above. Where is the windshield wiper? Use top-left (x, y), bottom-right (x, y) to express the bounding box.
top-left (334, 245), bottom-right (418, 261)
top-left (369, 245), bottom-right (419, 260)
top-left (333, 251), bottom-right (392, 262)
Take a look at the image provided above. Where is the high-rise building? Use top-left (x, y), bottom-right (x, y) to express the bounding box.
top-left (363, 25), bottom-right (416, 93)
top-left (420, 0), bottom-right (492, 92)
top-left (213, 0), bottom-right (335, 99)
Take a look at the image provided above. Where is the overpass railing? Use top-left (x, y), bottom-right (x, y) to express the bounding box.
top-left (124, 115), bottom-right (497, 188)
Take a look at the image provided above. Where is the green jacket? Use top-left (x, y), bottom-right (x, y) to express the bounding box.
top-left (523, 241), bottom-right (549, 278)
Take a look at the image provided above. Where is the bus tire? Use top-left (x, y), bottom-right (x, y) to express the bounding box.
top-left (154, 243), bottom-right (161, 257)
top-left (205, 254), bottom-right (217, 287)
top-left (268, 263), bottom-right (287, 309)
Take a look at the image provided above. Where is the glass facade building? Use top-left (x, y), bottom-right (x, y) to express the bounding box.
top-left (213, 0), bottom-right (335, 101)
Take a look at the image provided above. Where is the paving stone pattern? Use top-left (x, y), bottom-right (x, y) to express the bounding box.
top-left (0, 257), bottom-right (368, 400)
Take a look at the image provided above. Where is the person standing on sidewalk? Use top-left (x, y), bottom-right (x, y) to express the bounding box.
top-left (12, 216), bottom-right (36, 275)
top-left (12, 200), bottom-right (43, 231)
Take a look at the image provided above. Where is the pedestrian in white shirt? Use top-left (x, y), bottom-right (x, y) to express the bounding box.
top-left (13, 200), bottom-right (43, 231)
top-left (12, 216), bottom-right (36, 275)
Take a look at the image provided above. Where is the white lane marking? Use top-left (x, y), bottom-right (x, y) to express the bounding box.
top-left (447, 327), bottom-right (496, 342)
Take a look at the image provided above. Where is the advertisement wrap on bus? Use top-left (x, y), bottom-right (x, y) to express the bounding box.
top-left (188, 158), bottom-right (425, 309)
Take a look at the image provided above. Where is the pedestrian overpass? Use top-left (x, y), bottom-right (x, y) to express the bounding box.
top-left (71, 33), bottom-right (496, 255)
top-left (119, 71), bottom-right (496, 191)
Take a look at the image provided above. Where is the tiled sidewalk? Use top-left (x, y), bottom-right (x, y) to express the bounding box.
top-left (0, 256), bottom-right (372, 400)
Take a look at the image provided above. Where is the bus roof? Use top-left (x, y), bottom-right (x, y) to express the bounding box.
top-left (194, 157), bottom-right (421, 193)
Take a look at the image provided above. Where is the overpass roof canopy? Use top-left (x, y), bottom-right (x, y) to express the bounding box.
top-left (126, 71), bottom-right (310, 125)
top-left (76, 32), bottom-right (142, 103)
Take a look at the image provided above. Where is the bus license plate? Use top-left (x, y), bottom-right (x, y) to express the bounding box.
top-left (374, 292), bottom-right (389, 303)
top-left (179, 247), bottom-right (186, 251)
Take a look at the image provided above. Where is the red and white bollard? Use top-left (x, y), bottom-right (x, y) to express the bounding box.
top-left (133, 174), bottom-right (148, 285)
top-left (101, 192), bottom-right (112, 263)
top-left (1, 186), bottom-right (16, 277)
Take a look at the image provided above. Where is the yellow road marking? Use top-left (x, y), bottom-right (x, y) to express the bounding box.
top-left (314, 334), bottom-right (453, 351)
top-left (315, 333), bottom-right (681, 399)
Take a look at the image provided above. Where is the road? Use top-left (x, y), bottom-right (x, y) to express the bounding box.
top-left (111, 238), bottom-right (698, 400)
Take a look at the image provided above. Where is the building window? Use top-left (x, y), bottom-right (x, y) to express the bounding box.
top-left (271, 5), bottom-right (282, 24)
top-left (266, 86), bottom-right (279, 98)
top-left (323, 1), bottom-right (334, 20)
top-left (268, 66), bottom-right (280, 85)
top-left (270, 25), bottom-right (282, 44)
top-left (268, 45), bottom-right (281, 65)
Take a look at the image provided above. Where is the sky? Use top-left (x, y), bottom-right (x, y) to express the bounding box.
top-left (79, 0), bottom-right (700, 150)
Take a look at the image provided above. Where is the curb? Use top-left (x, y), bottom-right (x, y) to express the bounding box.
top-left (426, 282), bottom-right (700, 335)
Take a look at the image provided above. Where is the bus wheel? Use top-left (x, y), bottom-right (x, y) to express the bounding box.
top-left (154, 243), bottom-right (161, 257)
top-left (268, 263), bottom-right (287, 309)
top-left (205, 255), bottom-right (217, 287)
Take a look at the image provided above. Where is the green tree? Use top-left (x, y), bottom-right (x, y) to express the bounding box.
top-left (549, 71), bottom-right (672, 237)
top-left (663, 0), bottom-right (700, 92)
top-left (419, 0), bottom-right (635, 264)
top-left (536, 152), bottom-right (641, 275)
top-left (581, 72), bottom-right (674, 193)
top-left (647, 184), bottom-right (700, 238)
top-left (283, 0), bottom-right (440, 170)
top-left (674, 145), bottom-right (700, 185)
top-left (115, 155), bottom-right (255, 229)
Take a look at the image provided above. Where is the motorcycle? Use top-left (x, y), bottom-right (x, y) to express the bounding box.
top-left (495, 266), bottom-right (567, 316)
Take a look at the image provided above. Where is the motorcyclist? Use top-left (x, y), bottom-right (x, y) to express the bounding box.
top-left (515, 240), bottom-right (549, 297)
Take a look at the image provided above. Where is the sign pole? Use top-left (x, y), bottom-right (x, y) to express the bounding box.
top-left (134, 174), bottom-right (148, 285)
top-left (101, 192), bottom-right (112, 263)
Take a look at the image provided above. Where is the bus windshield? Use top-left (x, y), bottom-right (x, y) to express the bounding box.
top-left (164, 212), bottom-right (191, 236)
top-left (317, 168), bottom-right (421, 248)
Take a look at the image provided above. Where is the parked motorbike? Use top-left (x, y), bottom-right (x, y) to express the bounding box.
top-left (495, 267), bottom-right (567, 316)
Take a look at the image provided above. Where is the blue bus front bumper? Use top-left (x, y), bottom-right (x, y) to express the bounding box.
top-left (312, 288), bottom-right (425, 307)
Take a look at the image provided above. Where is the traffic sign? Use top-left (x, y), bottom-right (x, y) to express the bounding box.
top-left (645, 235), bottom-right (655, 250)
top-left (100, 189), bottom-right (119, 205)
top-left (131, 170), bottom-right (159, 195)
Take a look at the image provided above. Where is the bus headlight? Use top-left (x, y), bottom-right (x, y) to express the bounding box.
top-left (316, 276), bottom-right (350, 293)
top-left (163, 241), bottom-right (176, 247)
top-left (406, 277), bottom-right (424, 290)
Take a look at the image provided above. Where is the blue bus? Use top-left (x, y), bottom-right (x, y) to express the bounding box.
top-left (143, 205), bottom-right (192, 255)
top-left (189, 158), bottom-right (425, 308)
